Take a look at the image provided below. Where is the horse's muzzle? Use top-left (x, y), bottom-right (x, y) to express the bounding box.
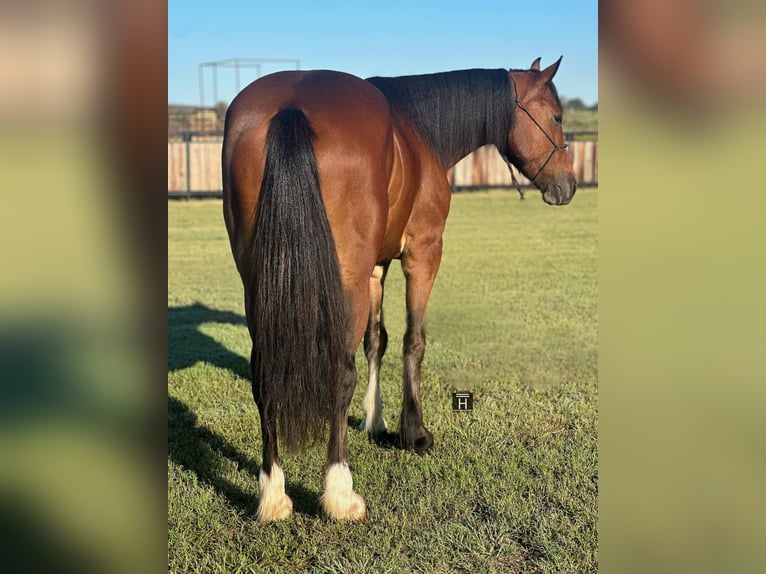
top-left (542, 176), bottom-right (577, 206)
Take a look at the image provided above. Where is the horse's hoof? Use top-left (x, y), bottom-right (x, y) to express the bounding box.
top-left (321, 463), bottom-right (367, 521)
top-left (322, 489), bottom-right (367, 521)
top-left (257, 493), bottom-right (293, 522)
top-left (401, 427), bottom-right (434, 454)
top-left (413, 429), bottom-right (434, 454)
top-left (358, 415), bottom-right (388, 435)
top-left (257, 464), bottom-right (293, 522)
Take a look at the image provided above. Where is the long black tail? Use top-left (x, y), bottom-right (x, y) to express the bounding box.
top-left (249, 108), bottom-right (348, 451)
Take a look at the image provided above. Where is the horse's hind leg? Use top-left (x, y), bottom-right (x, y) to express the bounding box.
top-left (359, 262), bottom-right (391, 435)
top-left (321, 285), bottom-right (368, 521)
top-left (251, 349), bottom-right (293, 522)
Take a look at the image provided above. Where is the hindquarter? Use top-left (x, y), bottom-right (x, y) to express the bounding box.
top-left (223, 70), bottom-right (395, 287)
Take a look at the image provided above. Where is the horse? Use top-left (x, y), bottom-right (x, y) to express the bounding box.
top-left (221, 57), bottom-right (576, 522)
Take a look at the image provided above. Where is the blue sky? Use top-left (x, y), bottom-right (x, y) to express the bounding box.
top-left (169, 1), bottom-right (597, 107)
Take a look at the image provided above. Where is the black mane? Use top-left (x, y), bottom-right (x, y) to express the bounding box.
top-left (366, 69), bottom-right (516, 168)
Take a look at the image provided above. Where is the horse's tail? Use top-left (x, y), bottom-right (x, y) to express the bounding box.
top-left (248, 108), bottom-right (348, 451)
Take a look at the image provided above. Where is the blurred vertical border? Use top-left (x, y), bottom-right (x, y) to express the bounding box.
top-left (599, 1), bottom-right (766, 572)
top-left (0, 1), bottom-right (167, 573)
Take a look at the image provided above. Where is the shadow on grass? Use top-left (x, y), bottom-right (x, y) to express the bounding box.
top-left (168, 304), bottom-right (326, 516)
top-left (168, 302), bottom-right (403, 515)
top-left (168, 302), bottom-right (250, 380)
top-left (347, 415), bottom-right (402, 450)
top-left (168, 395), bottom-right (321, 517)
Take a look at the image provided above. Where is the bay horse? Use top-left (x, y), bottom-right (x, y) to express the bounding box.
top-left (222, 57), bottom-right (576, 522)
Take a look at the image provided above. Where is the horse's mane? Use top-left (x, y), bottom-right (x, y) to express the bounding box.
top-left (366, 69), bottom-right (517, 168)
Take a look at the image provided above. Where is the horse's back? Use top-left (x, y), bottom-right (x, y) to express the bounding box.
top-left (223, 70), bottom-right (393, 280)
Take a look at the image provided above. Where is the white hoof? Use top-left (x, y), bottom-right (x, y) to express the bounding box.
top-left (257, 464), bottom-right (293, 522)
top-left (358, 415), bottom-right (388, 435)
top-left (320, 463), bottom-right (367, 521)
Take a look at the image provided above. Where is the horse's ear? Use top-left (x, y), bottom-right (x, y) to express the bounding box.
top-left (530, 57), bottom-right (541, 71)
top-left (538, 56), bottom-right (563, 84)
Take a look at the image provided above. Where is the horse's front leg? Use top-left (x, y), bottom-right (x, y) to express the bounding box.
top-left (360, 262), bottom-right (391, 435)
top-left (399, 240), bottom-right (442, 453)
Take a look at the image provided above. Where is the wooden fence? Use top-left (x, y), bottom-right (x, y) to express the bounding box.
top-left (168, 132), bottom-right (223, 197)
top-left (168, 131), bottom-right (597, 197)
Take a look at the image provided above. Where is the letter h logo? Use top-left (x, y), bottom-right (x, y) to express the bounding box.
top-left (452, 391), bottom-right (473, 411)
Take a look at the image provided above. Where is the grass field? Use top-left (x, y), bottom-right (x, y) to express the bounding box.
top-left (168, 188), bottom-right (598, 573)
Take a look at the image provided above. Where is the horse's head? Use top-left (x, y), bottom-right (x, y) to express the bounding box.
top-left (505, 57), bottom-right (577, 206)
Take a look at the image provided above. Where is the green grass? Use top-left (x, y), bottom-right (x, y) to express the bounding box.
top-left (168, 188), bottom-right (598, 573)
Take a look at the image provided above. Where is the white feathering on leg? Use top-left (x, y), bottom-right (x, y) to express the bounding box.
top-left (257, 463), bottom-right (293, 522)
top-left (359, 364), bottom-right (388, 434)
top-left (320, 463), bottom-right (366, 521)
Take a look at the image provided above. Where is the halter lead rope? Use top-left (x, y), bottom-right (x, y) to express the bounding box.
top-left (503, 155), bottom-right (525, 199)
top-left (507, 73), bottom-right (569, 186)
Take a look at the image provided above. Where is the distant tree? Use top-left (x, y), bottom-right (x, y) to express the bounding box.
top-left (562, 97), bottom-right (588, 111)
